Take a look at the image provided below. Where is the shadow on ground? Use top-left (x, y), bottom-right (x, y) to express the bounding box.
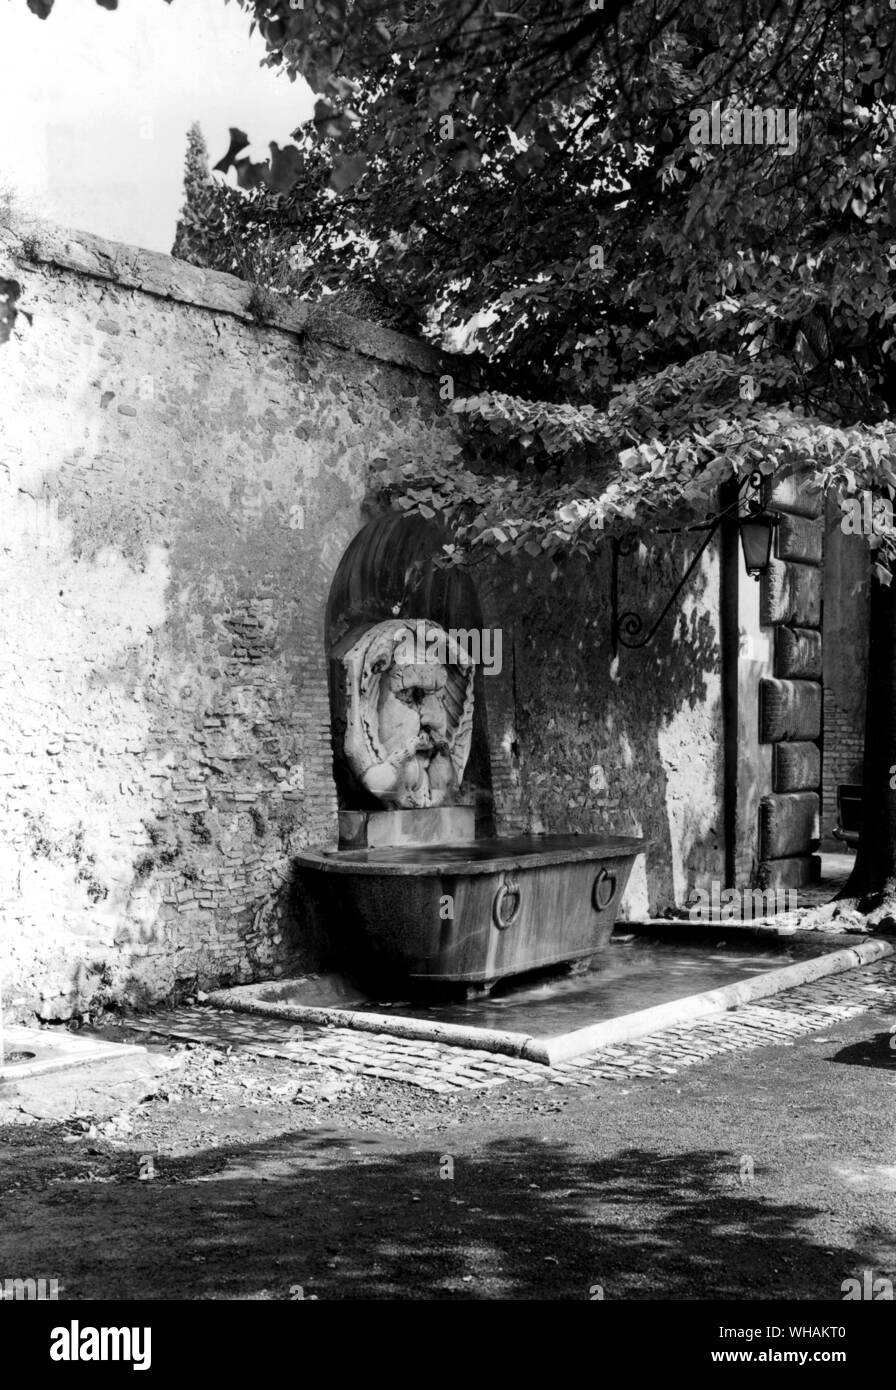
top-left (829, 1031), bottom-right (896, 1071)
top-left (0, 1126), bottom-right (883, 1300)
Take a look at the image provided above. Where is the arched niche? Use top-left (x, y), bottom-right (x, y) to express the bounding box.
top-left (325, 512), bottom-right (495, 832)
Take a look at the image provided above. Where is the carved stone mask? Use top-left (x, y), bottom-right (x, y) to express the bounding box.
top-left (341, 619), bottom-right (475, 809)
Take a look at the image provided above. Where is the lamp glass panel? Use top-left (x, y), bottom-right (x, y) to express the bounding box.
top-left (739, 517), bottom-right (775, 574)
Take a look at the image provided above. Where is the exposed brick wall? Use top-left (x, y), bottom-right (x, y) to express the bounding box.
top-left (821, 692), bottom-right (864, 837)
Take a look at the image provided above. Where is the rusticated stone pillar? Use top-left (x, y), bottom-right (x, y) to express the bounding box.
top-left (757, 476), bottom-right (824, 886)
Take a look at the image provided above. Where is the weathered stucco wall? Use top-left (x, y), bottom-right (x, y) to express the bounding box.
top-left (476, 537), bottom-right (725, 917)
top-left (0, 224), bottom-right (463, 1021)
top-left (1, 222), bottom-right (727, 1021)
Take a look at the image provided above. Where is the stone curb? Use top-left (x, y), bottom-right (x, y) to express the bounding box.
top-left (526, 938), bottom-right (895, 1065)
top-left (618, 918), bottom-right (860, 940)
top-left (208, 938), bottom-right (894, 1067)
top-left (205, 990), bottom-right (538, 1059)
top-left (0, 1025), bottom-right (146, 1080)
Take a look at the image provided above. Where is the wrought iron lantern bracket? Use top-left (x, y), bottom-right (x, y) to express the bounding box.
top-left (610, 471), bottom-right (779, 655)
top-left (611, 519), bottom-right (720, 654)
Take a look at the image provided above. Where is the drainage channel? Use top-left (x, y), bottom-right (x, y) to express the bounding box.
top-left (207, 937), bottom-right (895, 1066)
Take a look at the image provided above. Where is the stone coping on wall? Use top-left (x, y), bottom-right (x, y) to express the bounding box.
top-left (0, 218), bottom-right (470, 380)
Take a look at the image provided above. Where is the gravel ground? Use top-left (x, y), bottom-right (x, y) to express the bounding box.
top-left (1, 989), bottom-right (894, 1301)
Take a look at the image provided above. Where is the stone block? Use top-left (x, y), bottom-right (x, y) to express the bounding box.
top-left (756, 854), bottom-right (822, 890)
top-left (758, 792), bottom-right (819, 860)
top-left (767, 474), bottom-right (824, 519)
top-left (760, 678), bottom-right (822, 741)
top-left (776, 513), bottom-right (823, 566)
top-left (775, 627), bottom-right (822, 679)
top-left (773, 741), bottom-right (820, 792)
top-left (761, 559), bottom-right (822, 627)
top-left (338, 806), bottom-right (476, 850)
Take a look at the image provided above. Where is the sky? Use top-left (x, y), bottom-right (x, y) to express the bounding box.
top-left (0, 0), bottom-right (313, 253)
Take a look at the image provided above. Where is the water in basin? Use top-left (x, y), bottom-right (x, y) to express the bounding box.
top-left (261, 931), bottom-right (836, 1037)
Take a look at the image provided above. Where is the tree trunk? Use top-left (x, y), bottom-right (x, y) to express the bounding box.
top-left (842, 570), bottom-right (896, 904)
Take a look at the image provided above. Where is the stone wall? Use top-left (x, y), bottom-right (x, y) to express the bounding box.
top-left (0, 223), bottom-right (463, 1021)
top-left (0, 221), bottom-right (727, 1020)
top-left (476, 535), bottom-right (726, 916)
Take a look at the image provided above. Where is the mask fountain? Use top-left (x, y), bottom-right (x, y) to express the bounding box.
top-left (295, 518), bottom-right (646, 995)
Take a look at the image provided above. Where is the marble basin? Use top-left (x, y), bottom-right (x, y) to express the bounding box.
top-left (295, 833), bottom-right (646, 987)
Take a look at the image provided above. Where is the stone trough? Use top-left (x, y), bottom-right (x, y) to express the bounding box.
top-left (296, 832), bottom-right (645, 987)
top-left (305, 590), bottom-right (647, 991)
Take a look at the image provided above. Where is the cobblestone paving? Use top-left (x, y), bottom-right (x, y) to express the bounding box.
top-left (553, 962), bottom-right (896, 1085)
top-left (128, 958), bottom-right (896, 1094)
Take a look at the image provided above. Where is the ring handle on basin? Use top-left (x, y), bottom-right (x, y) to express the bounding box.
top-left (492, 875), bottom-right (522, 930)
top-left (592, 868), bottom-right (617, 912)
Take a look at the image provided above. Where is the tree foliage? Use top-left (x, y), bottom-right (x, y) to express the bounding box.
top-left (27, 0), bottom-right (896, 569)
top-left (229, 3), bottom-right (896, 391)
top-left (171, 122), bottom-right (216, 265)
top-left (225, 0), bottom-right (896, 570)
